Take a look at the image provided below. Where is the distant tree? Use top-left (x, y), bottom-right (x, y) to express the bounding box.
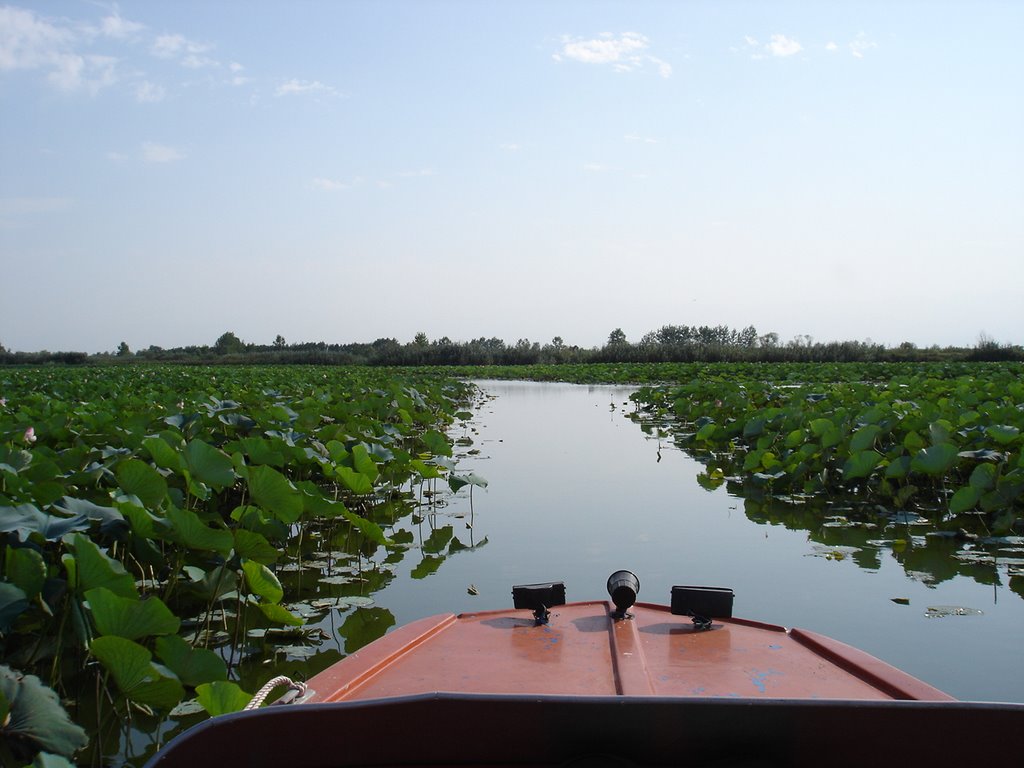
top-left (607, 328), bottom-right (627, 346)
top-left (273, 334), bottom-right (287, 348)
top-left (116, 341), bottom-right (131, 357)
top-left (214, 331), bottom-right (245, 355)
top-left (976, 332), bottom-right (999, 351)
top-left (738, 325), bottom-right (758, 347)
top-left (758, 332), bottom-right (779, 348)
top-left (551, 336), bottom-right (564, 349)
top-left (414, 332), bottom-right (429, 347)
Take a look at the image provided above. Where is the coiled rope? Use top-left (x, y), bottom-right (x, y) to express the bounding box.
top-left (243, 676), bottom-right (309, 710)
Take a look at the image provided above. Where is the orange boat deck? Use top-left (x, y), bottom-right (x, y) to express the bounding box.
top-left (306, 600), bottom-right (952, 703)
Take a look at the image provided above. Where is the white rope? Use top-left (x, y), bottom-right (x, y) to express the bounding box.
top-left (243, 676), bottom-right (308, 710)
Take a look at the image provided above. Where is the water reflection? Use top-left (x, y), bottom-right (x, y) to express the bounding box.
top-left (739, 494), bottom-right (1023, 595)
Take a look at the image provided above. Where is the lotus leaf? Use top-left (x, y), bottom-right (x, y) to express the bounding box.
top-left (195, 681), bottom-right (252, 716)
top-left (90, 636), bottom-right (185, 709)
top-left (0, 666), bottom-right (88, 758)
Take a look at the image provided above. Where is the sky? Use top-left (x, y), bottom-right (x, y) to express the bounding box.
top-left (1, 1), bottom-right (1021, 354)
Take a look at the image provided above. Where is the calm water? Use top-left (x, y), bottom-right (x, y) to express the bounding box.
top-left (371, 380), bottom-right (1023, 703)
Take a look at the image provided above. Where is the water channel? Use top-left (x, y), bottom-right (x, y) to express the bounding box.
top-left (370, 380), bottom-right (1022, 704)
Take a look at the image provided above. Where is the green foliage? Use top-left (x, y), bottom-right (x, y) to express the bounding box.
top-left (90, 636), bottom-right (185, 709)
top-left (0, 364), bottom-right (475, 764)
top-left (195, 681), bottom-right (251, 716)
top-left (0, 666), bottom-right (88, 760)
top-left (626, 361), bottom-right (1024, 527)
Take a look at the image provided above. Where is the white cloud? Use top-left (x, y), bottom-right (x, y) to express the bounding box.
top-left (766, 34), bottom-right (802, 57)
top-left (0, 6), bottom-right (73, 71)
top-left (555, 32), bottom-right (671, 77)
top-left (625, 134), bottom-right (658, 144)
top-left (47, 53), bottom-right (118, 94)
top-left (741, 33), bottom-right (803, 59)
top-left (825, 41), bottom-right (839, 52)
top-left (0, 6), bottom-right (237, 97)
top-left (583, 163), bottom-right (613, 172)
top-left (151, 33), bottom-right (214, 66)
top-left (100, 13), bottom-right (144, 40)
top-left (396, 168), bottom-right (434, 178)
top-left (650, 56), bottom-right (672, 78)
top-left (0, 6), bottom-right (116, 92)
top-left (849, 34), bottom-right (878, 59)
top-left (275, 78), bottom-right (337, 97)
top-left (312, 177), bottom-right (348, 191)
top-left (182, 53), bottom-right (218, 69)
top-left (150, 33), bottom-right (184, 58)
top-left (135, 80), bottom-right (165, 103)
top-left (500, 142), bottom-right (521, 151)
top-left (141, 141), bottom-right (185, 163)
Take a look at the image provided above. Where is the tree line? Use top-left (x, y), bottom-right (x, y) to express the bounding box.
top-left (3, 324), bottom-right (1020, 367)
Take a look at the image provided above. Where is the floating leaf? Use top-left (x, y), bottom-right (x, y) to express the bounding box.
top-left (334, 465), bottom-right (375, 496)
top-left (949, 485), bottom-right (981, 514)
top-left (85, 587), bottom-right (180, 639)
top-left (420, 429), bottom-right (452, 457)
top-left (182, 439), bottom-right (236, 490)
top-left (850, 425), bottom-right (882, 453)
top-left (196, 681), bottom-right (252, 716)
top-left (911, 443), bottom-right (959, 476)
top-left (885, 456), bottom-right (911, 479)
top-left (142, 436), bottom-right (182, 472)
top-left (5, 545), bottom-right (46, 600)
top-left (115, 459), bottom-right (168, 509)
top-left (233, 529), bottom-right (279, 564)
top-left (248, 465), bottom-right (304, 523)
top-left (154, 635), bottom-right (227, 687)
top-left (351, 443), bottom-right (379, 483)
top-left (842, 450), bottom-right (881, 481)
top-left (986, 424), bottom-right (1020, 446)
top-left (68, 534), bottom-right (137, 598)
top-left (166, 506), bottom-right (234, 556)
top-left (969, 462), bottom-right (998, 491)
top-left (448, 472), bottom-right (489, 492)
top-left (257, 602), bottom-right (305, 626)
top-left (52, 497), bottom-right (127, 537)
top-left (0, 504), bottom-right (90, 542)
top-left (0, 665), bottom-right (88, 758)
top-left (242, 560), bottom-right (284, 604)
top-left (90, 636), bottom-right (185, 709)
top-left (184, 565), bottom-right (237, 603)
top-left (0, 581), bottom-right (29, 632)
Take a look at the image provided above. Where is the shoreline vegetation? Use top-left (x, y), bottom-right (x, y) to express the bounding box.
top-left (2, 324), bottom-right (1021, 367)
top-left (1, 358), bottom-right (1021, 765)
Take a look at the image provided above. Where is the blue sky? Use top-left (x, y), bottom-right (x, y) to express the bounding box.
top-left (2, 1), bottom-right (1021, 353)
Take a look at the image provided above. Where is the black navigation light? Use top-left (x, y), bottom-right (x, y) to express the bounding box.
top-left (606, 570), bottom-right (640, 619)
top-left (670, 586), bottom-right (734, 630)
top-left (512, 581), bottom-right (566, 625)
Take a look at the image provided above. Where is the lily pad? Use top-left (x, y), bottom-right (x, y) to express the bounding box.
top-left (0, 665), bottom-right (88, 758)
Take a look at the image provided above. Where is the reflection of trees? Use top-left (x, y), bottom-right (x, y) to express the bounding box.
top-left (740, 491), bottom-right (1017, 598)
